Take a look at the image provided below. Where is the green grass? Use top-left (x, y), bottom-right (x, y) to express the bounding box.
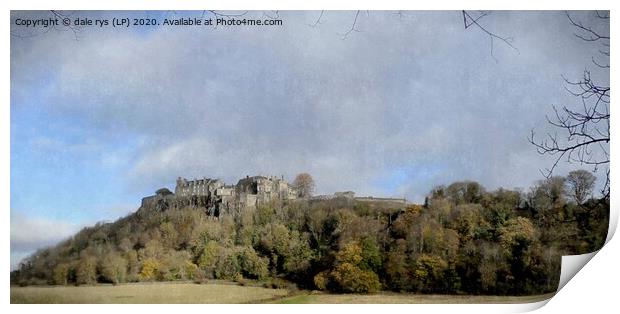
top-left (272, 292), bottom-right (556, 304)
top-left (11, 282), bottom-right (288, 304)
top-left (11, 282), bottom-right (555, 304)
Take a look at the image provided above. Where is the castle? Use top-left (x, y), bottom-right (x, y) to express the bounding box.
top-left (141, 175), bottom-right (299, 217)
top-left (141, 174), bottom-right (407, 218)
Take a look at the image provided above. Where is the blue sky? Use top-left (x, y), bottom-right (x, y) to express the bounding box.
top-left (10, 10), bottom-right (609, 268)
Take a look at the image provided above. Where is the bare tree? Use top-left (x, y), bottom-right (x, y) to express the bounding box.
top-left (293, 173), bottom-right (315, 198)
top-left (529, 11), bottom-right (609, 199)
top-left (566, 169), bottom-right (597, 205)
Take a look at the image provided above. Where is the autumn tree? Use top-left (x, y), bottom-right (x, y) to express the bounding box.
top-left (412, 254), bottom-right (448, 292)
top-left (100, 251), bottom-right (127, 284)
top-left (52, 263), bottom-right (70, 285)
top-left (76, 255), bottom-right (97, 285)
top-left (237, 246), bottom-right (269, 280)
top-left (328, 241), bottom-right (381, 293)
top-left (139, 258), bottom-right (161, 281)
top-left (293, 173), bottom-right (315, 198)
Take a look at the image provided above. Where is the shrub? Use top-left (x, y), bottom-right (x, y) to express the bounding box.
top-left (313, 271), bottom-right (328, 290)
top-left (214, 251), bottom-right (240, 280)
top-left (331, 262), bottom-right (381, 293)
top-left (139, 258), bottom-right (161, 281)
top-left (238, 247), bottom-right (269, 280)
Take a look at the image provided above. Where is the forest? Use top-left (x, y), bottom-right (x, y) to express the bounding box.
top-left (11, 170), bottom-right (609, 296)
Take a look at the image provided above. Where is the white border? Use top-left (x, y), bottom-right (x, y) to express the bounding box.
top-left (3, 1), bottom-right (617, 313)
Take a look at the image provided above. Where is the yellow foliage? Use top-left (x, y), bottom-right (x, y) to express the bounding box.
top-left (406, 204), bottom-right (423, 215)
top-left (499, 217), bottom-right (536, 251)
top-left (335, 242), bottom-right (363, 265)
top-left (331, 262), bottom-right (380, 293)
top-left (331, 241), bottom-right (381, 293)
top-left (313, 271), bottom-right (328, 290)
top-left (140, 258), bottom-right (161, 281)
top-left (184, 261), bottom-right (199, 279)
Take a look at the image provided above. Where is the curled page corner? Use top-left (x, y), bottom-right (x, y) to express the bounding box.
top-left (515, 298), bottom-right (553, 313)
top-left (524, 201), bottom-right (616, 311)
top-left (503, 252), bottom-right (597, 313)
top-left (554, 192), bottom-right (617, 295)
top-left (557, 251), bottom-right (598, 291)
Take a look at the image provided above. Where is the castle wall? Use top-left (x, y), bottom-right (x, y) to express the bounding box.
top-left (147, 175), bottom-right (404, 218)
top-left (355, 196), bottom-right (407, 204)
top-left (171, 175), bottom-right (297, 214)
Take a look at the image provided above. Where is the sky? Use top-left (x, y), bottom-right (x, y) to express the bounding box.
top-left (9, 10), bottom-right (610, 269)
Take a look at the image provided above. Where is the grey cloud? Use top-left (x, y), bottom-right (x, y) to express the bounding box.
top-left (11, 11), bottom-right (609, 201)
top-left (10, 210), bottom-right (134, 269)
top-left (10, 214), bottom-right (81, 255)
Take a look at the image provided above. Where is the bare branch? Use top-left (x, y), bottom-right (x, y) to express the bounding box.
top-left (309, 10), bottom-right (325, 28)
top-left (566, 11), bottom-right (610, 42)
top-left (595, 11), bottom-right (610, 19)
top-left (341, 10), bottom-right (361, 40)
top-left (531, 67), bottom-right (610, 197)
top-left (208, 10), bottom-right (249, 19)
top-left (591, 56), bottom-right (610, 69)
top-left (462, 10), bottom-right (519, 59)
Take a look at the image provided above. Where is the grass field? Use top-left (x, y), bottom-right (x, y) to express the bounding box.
top-left (273, 292), bottom-right (555, 304)
top-left (11, 282), bottom-right (554, 304)
top-left (10, 282), bottom-right (288, 304)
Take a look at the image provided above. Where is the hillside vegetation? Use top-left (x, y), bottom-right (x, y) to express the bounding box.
top-left (12, 172), bottom-right (608, 296)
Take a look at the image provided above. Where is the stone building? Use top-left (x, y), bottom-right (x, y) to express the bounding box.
top-left (140, 174), bottom-right (299, 217)
top-left (175, 177), bottom-right (228, 197)
top-left (142, 174), bottom-right (406, 218)
top-left (235, 175), bottom-right (298, 207)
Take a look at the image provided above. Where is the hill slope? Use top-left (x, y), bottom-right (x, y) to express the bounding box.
top-left (11, 179), bottom-right (608, 296)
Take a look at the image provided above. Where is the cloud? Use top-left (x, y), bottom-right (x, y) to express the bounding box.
top-left (11, 10), bottom-right (610, 203)
top-left (10, 214), bottom-right (82, 269)
top-left (29, 136), bottom-right (102, 155)
top-left (10, 215), bottom-right (81, 251)
top-left (9, 206), bottom-right (135, 270)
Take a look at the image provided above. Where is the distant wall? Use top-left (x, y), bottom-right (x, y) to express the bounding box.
top-left (355, 196), bottom-right (407, 204)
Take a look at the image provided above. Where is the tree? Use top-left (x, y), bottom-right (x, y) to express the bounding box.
top-left (139, 258), bottom-right (161, 281)
top-left (197, 241), bottom-right (221, 278)
top-left (385, 239), bottom-right (411, 291)
top-left (214, 248), bottom-right (240, 280)
top-left (237, 246), bottom-right (269, 280)
top-left (100, 251), bottom-right (127, 284)
top-left (498, 217), bottom-right (539, 293)
top-left (445, 181), bottom-right (485, 205)
top-left (292, 173), bottom-right (315, 198)
top-left (52, 263), bottom-right (70, 285)
top-left (534, 176), bottom-right (566, 209)
top-left (530, 11), bottom-right (609, 198)
top-left (412, 254), bottom-right (448, 292)
top-left (566, 170), bottom-right (596, 205)
top-left (76, 255), bottom-right (97, 285)
top-left (329, 241), bottom-right (381, 293)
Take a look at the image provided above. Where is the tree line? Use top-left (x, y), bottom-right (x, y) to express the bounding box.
top-left (11, 170), bottom-right (608, 296)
